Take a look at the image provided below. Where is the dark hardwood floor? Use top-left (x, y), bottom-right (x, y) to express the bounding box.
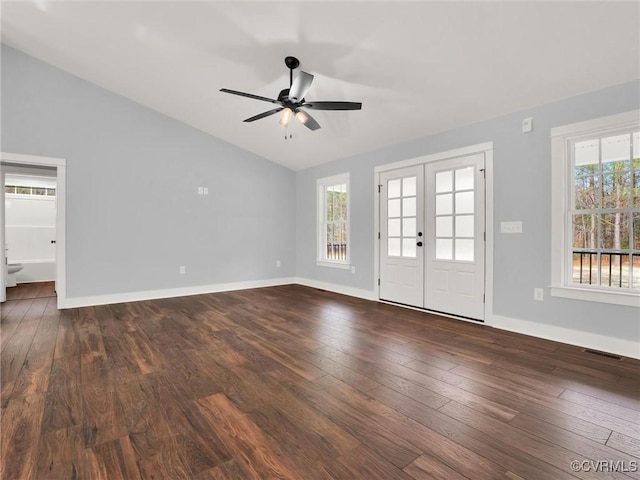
top-left (1, 284), bottom-right (639, 479)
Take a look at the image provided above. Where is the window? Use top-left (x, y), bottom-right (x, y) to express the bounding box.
top-left (317, 173), bottom-right (350, 268)
top-left (551, 110), bottom-right (640, 306)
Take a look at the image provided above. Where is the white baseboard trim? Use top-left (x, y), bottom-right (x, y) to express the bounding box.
top-left (293, 277), bottom-right (376, 301)
top-left (491, 314), bottom-right (640, 360)
top-left (60, 277), bottom-right (296, 309)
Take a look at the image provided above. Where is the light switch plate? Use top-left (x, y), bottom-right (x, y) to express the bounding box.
top-left (522, 117), bottom-right (533, 133)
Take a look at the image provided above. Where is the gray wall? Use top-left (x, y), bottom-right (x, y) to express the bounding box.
top-left (296, 80), bottom-right (640, 343)
top-left (1, 45), bottom-right (296, 298)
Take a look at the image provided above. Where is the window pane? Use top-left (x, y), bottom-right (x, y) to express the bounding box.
top-left (455, 167), bottom-right (474, 191)
top-left (572, 214), bottom-right (597, 250)
top-left (600, 254), bottom-right (628, 288)
top-left (602, 171), bottom-right (631, 208)
top-left (455, 215), bottom-right (474, 237)
top-left (388, 199), bottom-right (401, 217)
top-left (5, 185), bottom-right (15, 194)
top-left (633, 254), bottom-right (640, 289)
top-left (402, 197), bottom-right (416, 217)
top-left (402, 176), bottom-right (416, 197)
top-left (388, 238), bottom-right (401, 257)
top-left (435, 239), bottom-right (453, 260)
top-left (436, 216), bottom-right (452, 237)
top-left (455, 239), bottom-right (474, 261)
top-left (600, 213), bottom-right (629, 250)
top-left (574, 168), bottom-right (600, 210)
top-left (403, 218), bottom-right (416, 237)
top-left (16, 186), bottom-right (30, 194)
top-left (572, 251), bottom-right (597, 285)
top-left (455, 191), bottom-right (474, 214)
top-left (402, 238), bottom-right (416, 258)
top-left (388, 179), bottom-right (401, 198)
top-left (436, 171), bottom-right (453, 193)
top-left (32, 187), bottom-right (46, 196)
top-left (575, 139), bottom-right (599, 166)
top-left (388, 218), bottom-right (401, 237)
top-left (602, 134), bottom-right (630, 165)
top-left (435, 193), bottom-right (452, 215)
top-left (634, 168), bottom-right (640, 208)
top-left (634, 213), bottom-right (640, 251)
top-left (46, 188), bottom-right (56, 196)
top-left (633, 131), bottom-right (639, 159)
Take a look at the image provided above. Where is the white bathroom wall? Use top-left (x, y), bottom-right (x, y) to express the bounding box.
top-left (5, 175), bottom-right (56, 282)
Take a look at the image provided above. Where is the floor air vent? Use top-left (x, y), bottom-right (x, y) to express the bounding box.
top-left (583, 349), bottom-right (622, 360)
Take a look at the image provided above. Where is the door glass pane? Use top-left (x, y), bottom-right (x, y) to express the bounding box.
top-left (388, 218), bottom-right (401, 237)
top-left (388, 179), bottom-right (401, 198)
top-left (455, 215), bottom-right (474, 237)
top-left (455, 239), bottom-right (474, 261)
top-left (435, 193), bottom-right (452, 215)
top-left (455, 191), bottom-right (474, 214)
top-left (402, 238), bottom-right (417, 258)
top-left (402, 197), bottom-right (416, 217)
top-left (388, 238), bottom-right (401, 257)
top-left (403, 217), bottom-right (416, 237)
top-left (402, 176), bottom-right (416, 196)
top-left (455, 167), bottom-right (474, 190)
top-left (435, 239), bottom-right (453, 260)
top-left (388, 198), bottom-right (401, 217)
top-left (436, 216), bottom-right (452, 237)
top-left (435, 171), bottom-right (453, 193)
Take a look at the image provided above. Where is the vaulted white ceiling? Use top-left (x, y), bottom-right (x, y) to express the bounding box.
top-left (2, 1), bottom-right (639, 170)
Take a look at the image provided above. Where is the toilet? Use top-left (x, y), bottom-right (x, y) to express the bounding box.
top-left (6, 263), bottom-right (23, 287)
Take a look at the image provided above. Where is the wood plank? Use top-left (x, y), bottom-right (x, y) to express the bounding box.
top-left (403, 454), bottom-right (470, 480)
top-left (0, 393), bottom-right (46, 480)
top-left (606, 432), bottom-right (640, 458)
top-left (195, 393), bottom-right (303, 479)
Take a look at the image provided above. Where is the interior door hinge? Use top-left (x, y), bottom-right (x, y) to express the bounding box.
top-left (480, 168), bottom-right (486, 179)
top-left (378, 232), bottom-right (381, 239)
top-left (378, 278), bottom-right (380, 286)
top-left (483, 294), bottom-right (485, 303)
top-left (378, 184), bottom-right (382, 193)
top-left (484, 232), bottom-right (486, 241)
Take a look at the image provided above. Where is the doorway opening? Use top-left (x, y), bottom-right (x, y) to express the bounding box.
top-left (374, 143), bottom-right (494, 324)
top-left (1, 153), bottom-right (66, 307)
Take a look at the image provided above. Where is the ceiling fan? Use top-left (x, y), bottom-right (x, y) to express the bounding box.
top-left (220, 56), bottom-right (362, 132)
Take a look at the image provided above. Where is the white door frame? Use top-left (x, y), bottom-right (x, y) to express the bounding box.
top-left (374, 142), bottom-right (494, 325)
top-left (1, 152), bottom-right (67, 308)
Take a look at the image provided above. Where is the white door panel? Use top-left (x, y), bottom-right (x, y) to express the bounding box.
top-left (425, 154), bottom-right (485, 320)
top-left (379, 165), bottom-right (424, 307)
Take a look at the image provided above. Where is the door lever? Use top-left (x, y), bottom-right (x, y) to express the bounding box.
top-left (417, 242), bottom-right (423, 247)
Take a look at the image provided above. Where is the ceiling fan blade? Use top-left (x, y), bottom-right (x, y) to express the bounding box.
top-left (243, 108), bottom-right (284, 122)
top-left (288, 71), bottom-right (314, 102)
top-left (300, 111), bottom-right (321, 131)
top-left (303, 101), bottom-right (362, 110)
top-left (220, 88), bottom-right (282, 105)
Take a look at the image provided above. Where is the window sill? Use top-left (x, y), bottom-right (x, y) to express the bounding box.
top-left (316, 261), bottom-right (350, 270)
top-left (550, 286), bottom-right (640, 307)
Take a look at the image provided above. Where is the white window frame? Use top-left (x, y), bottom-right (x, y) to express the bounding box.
top-left (550, 110), bottom-right (640, 307)
top-left (317, 173), bottom-right (350, 269)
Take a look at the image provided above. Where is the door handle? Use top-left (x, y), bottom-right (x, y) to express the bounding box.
top-left (51, 240), bottom-right (56, 244)
top-left (417, 241), bottom-right (423, 247)
top-left (418, 232), bottom-right (423, 237)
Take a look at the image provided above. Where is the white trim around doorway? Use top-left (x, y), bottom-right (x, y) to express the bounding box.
top-left (373, 142), bottom-right (494, 326)
top-left (1, 152), bottom-right (67, 309)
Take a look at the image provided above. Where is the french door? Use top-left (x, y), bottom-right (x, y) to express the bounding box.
top-left (379, 153), bottom-right (486, 321)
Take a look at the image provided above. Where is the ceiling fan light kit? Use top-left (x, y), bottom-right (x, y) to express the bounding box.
top-left (220, 56), bottom-right (362, 134)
